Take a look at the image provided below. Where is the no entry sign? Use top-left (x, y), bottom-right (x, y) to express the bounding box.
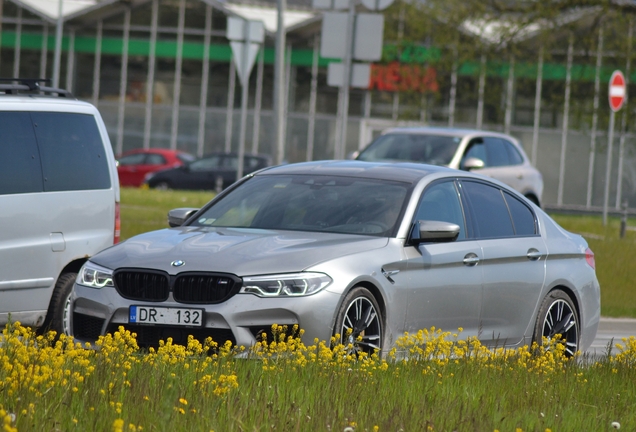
top-left (609, 70), bottom-right (626, 112)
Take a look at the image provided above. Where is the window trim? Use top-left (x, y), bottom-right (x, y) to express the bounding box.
top-left (459, 178), bottom-right (540, 240)
top-left (410, 178), bottom-right (471, 242)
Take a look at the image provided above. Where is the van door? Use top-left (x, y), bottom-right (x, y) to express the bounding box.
top-left (0, 112), bottom-right (53, 325)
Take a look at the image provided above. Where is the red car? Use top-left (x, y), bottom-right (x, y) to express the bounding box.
top-left (116, 149), bottom-right (196, 187)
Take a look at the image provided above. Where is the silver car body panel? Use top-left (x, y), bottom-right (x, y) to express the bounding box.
top-left (71, 161), bottom-right (598, 354)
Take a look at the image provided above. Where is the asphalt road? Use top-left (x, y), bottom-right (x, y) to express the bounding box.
top-left (586, 317), bottom-right (636, 356)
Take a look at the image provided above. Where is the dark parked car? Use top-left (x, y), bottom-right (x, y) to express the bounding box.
top-left (144, 152), bottom-right (272, 191)
top-left (117, 149), bottom-right (196, 187)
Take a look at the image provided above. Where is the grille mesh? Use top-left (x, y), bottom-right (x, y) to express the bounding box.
top-left (114, 270), bottom-right (170, 302)
top-left (173, 274), bottom-right (236, 303)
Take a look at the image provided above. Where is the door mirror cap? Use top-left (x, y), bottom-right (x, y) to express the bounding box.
top-left (409, 220), bottom-right (460, 245)
top-left (462, 157), bottom-right (485, 171)
top-left (168, 208), bottom-right (200, 227)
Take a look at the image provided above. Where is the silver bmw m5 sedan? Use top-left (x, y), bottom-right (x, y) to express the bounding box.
top-left (69, 161), bottom-right (600, 356)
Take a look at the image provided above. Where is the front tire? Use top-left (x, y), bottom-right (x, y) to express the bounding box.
top-left (334, 287), bottom-right (383, 356)
top-left (41, 272), bottom-right (76, 337)
top-left (154, 181), bottom-right (171, 190)
top-left (532, 289), bottom-right (579, 357)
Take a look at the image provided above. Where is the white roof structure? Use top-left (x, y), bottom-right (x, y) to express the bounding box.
top-left (10, 0), bottom-right (113, 21)
top-left (223, 3), bottom-right (317, 33)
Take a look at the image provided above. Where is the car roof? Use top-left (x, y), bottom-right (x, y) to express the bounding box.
top-left (381, 126), bottom-right (516, 140)
top-left (255, 160), bottom-right (455, 184)
top-left (120, 148), bottom-right (188, 156)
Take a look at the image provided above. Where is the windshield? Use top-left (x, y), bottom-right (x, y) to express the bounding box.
top-left (191, 175), bottom-right (410, 237)
top-left (357, 133), bottom-right (461, 166)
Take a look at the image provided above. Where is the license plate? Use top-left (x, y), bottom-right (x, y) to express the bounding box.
top-left (129, 306), bottom-right (204, 326)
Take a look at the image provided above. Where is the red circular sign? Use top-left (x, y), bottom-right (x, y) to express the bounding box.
top-left (609, 70), bottom-right (626, 112)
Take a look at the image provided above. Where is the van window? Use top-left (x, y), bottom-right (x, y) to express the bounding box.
top-left (31, 112), bottom-right (111, 191)
top-left (0, 112), bottom-right (44, 195)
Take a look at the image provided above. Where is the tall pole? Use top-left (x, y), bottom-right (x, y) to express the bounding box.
top-left (476, 53), bottom-right (486, 130)
top-left (616, 20), bottom-right (632, 208)
top-left (336, 0), bottom-right (356, 159)
top-left (504, 54), bottom-right (515, 135)
top-left (587, 27), bottom-right (603, 208)
top-left (274, 0), bottom-right (287, 165)
top-left (603, 111), bottom-right (616, 226)
top-left (52, 0), bottom-right (64, 88)
top-left (557, 36), bottom-right (573, 206)
top-left (531, 46), bottom-right (544, 166)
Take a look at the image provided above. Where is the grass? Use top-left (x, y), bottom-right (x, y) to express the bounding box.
top-left (550, 214), bottom-right (636, 318)
top-left (2, 323), bottom-right (636, 432)
top-left (120, 187), bottom-right (636, 318)
top-left (1, 190), bottom-right (634, 431)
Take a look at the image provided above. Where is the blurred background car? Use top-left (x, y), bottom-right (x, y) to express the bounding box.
top-left (117, 148), bottom-right (196, 187)
top-left (144, 152), bottom-right (272, 191)
top-left (355, 127), bottom-right (544, 207)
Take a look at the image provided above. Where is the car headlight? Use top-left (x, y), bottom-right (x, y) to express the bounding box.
top-left (143, 172), bottom-right (156, 182)
top-left (240, 272), bottom-right (332, 297)
top-left (78, 262), bottom-right (114, 288)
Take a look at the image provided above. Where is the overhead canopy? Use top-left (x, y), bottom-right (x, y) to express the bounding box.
top-left (223, 3), bottom-right (316, 34)
top-left (9, 0), bottom-right (118, 22)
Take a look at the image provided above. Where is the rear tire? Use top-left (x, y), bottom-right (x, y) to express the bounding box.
top-left (532, 289), bottom-right (579, 357)
top-left (333, 287), bottom-right (383, 356)
top-left (40, 272), bottom-right (76, 337)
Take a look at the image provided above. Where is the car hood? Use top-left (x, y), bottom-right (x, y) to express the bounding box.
top-left (92, 226), bottom-right (389, 276)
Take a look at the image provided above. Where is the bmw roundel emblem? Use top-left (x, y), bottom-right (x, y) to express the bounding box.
top-left (171, 260), bottom-right (185, 267)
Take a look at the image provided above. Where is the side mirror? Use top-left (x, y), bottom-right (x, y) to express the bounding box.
top-left (461, 157), bottom-right (485, 171)
top-left (409, 220), bottom-right (460, 245)
top-left (347, 151), bottom-right (360, 160)
top-left (168, 208), bottom-right (200, 227)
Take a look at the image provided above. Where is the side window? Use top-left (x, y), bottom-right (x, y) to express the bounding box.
top-left (0, 112), bottom-right (43, 194)
top-left (146, 154), bottom-right (166, 165)
top-left (504, 192), bottom-right (536, 236)
top-left (31, 112), bottom-right (111, 191)
top-left (461, 139), bottom-right (487, 168)
top-left (462, 181), bottom-right (514, 238)
top-left (118, 154), bottom-right (146, 166)
top-left (484, 137), bottom-right (510, 167)
top-left (503, 140), bottom-right (524, 165)
top-left (190, 156), bottom-right (220, 171)
top-left (414, 181), bottom-right (466, 240)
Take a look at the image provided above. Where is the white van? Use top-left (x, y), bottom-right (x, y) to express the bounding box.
top-left (0, 79), bottom-right (120, 336)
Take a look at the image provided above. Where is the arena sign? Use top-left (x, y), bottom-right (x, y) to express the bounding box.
top-left (368, 62), bottom-right (439, 92)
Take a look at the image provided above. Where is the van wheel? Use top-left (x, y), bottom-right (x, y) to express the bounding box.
top-left (41, 272), bottom-right (76, 338)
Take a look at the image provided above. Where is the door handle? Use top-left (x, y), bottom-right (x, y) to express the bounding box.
top-left (463, 252), bottom-right (479, 266)
top-left (527, 248), bottom-right (542, 261)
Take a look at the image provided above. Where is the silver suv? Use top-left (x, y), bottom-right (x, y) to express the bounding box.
top-left (356, 127), bottom-right (544, 207)
top-left (0, 79), bottom-right (120, 336)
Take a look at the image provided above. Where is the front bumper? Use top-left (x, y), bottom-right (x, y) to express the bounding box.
top-left (70, 283), bottom-right (342, 350)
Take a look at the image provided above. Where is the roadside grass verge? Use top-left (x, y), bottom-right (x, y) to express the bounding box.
top-left (120, 188), bottom-right (636, 318)
top-left (550, 214), bottom-right (636, 318)
top-left (2, 323), bottom-right (636, 431)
